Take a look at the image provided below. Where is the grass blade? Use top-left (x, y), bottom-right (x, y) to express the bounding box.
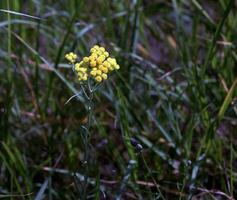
top-left (34, 179), bottom-right (49, 200)
top-left (0, 9), bottom-right (43, 20)
top-left (218, 77), bottom-right (237, 121)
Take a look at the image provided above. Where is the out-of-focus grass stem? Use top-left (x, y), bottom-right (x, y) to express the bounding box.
top-left (7, 0), bottom-right (11, 57)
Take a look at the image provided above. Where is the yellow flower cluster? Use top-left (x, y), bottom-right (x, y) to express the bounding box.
top-left (65, 45), bottom-right (120, 82)
top-left (65, 52), bottom-right (77, 64)
top-left (75, 62), bottom-right (88, 81)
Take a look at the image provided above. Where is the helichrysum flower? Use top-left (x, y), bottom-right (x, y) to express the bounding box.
top-left (65, 45), bottom-right (120, 83)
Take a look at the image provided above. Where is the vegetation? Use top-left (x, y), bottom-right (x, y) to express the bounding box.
top-left (0, 0), bottom-right (236, 199)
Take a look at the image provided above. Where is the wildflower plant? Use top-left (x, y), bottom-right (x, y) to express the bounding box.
top-left (65, 45), bottom-right (120, 83)
top-left (65, 45), bottom-right (119, 198)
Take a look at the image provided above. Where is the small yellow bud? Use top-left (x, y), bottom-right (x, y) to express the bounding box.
top-left (114, 64), bottom-right (120, 70)
top-left (65, 52), bottom-right (77, 63)
top-left (96, 70), bottom-right (102, 75)
top-left (91, 53), bottom-right (98, 58)
top-left (79, 67), bottom-right (87, 72)
top-left (82, 75), bottom-right (88, 81)
top-left (99, 47), bottom-right (105, 52)
top-left (100, 47), bottom-right (105, 52)
top-left (110, 58), bottom-right (117, 65)
top-left (93, 45), bottom-right (99, 49)
top-left (75, 63), bottom-right (80, 71)
top-left (101, 66), bottom-right (108, 73)
top-left (104, 52), bottom-right (109, 57)
top-left (90, 60), bottom-right (97, 67)
top-left (95, 76), bottom-right (102, 82)
top-left (97, 55), bottom-right (105, 64)
top-left (108, 66), bottom-right (114, 71)
top-left (101, 73), bottom-right (108, 80)
top-left (90, 48), bottom-right (96, 53)
top-left (83, 57), bottom-right (89, 62)
top-left (89, 55), bottom-right (95, 61)
top-left (96, 50), bottom-right (102, 56)
top-left (90, 70), bottom-right (97, 76)
top-left (104, 68), bottom-right (109, 73)
top-left (98, 65), bottom-right (104, 71)
top-left (103, 61), bottom-right (110, 68)
top-left (77, 72), bottom-right (83, 77)
top-left (107, 57), bottom-right (112, 62)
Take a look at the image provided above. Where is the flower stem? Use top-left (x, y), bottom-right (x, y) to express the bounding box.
top-left (82, 81), bottom-right (93, 199)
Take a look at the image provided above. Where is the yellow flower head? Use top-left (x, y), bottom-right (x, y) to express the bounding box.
top-left (102, 73), bottom-right (108, 80)
top-left (90, 60), bottom-right (97, 68)
top-left (95, 76), bottom-right (102, 82)
top-left (90, 70), bottom-right (97, 77)
top-left (104, 52), bottom-right (109, 57)
top-left (96, 70), bottom-right (102, 76)
top-left (97, 55), bottom-right (106, 64)
top-left (83, 57), bottom-right (89, 63)
top-left (65, 45), bottom-right (119, 83)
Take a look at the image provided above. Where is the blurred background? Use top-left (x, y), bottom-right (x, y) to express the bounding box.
top-left (0, 0), bottom-right (237, 199)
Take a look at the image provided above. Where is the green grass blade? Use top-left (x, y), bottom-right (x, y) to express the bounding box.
top-left (218, 77), bottom-right (237, 120)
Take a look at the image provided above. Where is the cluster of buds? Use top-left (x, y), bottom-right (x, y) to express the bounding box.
top-left (65, 52), bottom-right (77, 64)
top-left (65, 45), bottom-right (120, 83)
